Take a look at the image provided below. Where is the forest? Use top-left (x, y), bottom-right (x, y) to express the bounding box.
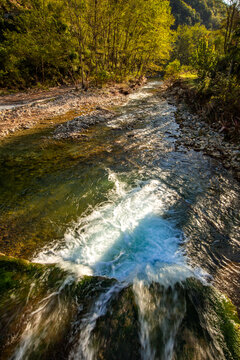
top-left (0, 0), bottom-right (174, 88)
top-left (0, 0), bottom-right (239, 131)
top-left (0, 0), bottom-right (237, 85)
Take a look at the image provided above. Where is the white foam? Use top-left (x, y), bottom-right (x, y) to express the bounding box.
top-left (35, 171), bottom-right (189, 283)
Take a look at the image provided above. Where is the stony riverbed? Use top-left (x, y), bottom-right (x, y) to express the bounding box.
top-left (160, 83), bottom-right (240, 181)
top-left (1, 80), bottom-right (239, 183)
top-left (0, 80), bottom-right (239, 360)
top-left (0, 82), bottom-right (141, 137)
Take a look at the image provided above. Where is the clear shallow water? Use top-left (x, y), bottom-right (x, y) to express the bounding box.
top-left (29, 81), bottom-right (239, 280)
top-left (1, 81), bottom-right (240, 360)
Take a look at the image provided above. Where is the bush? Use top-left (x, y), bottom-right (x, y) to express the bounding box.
top-left (164, 59), bottom-right (181, 79)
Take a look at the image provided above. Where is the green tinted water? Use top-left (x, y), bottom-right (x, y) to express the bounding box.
top-left (0, 121), bottom-right (123, 258)
top-left (0, 81), bottom-right (240, 360)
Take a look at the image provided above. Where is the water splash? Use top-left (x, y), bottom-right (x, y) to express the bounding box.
top-left (33, 170), bottom-right (196, 360)
top-left (35, 172), bottom-right (185, 283)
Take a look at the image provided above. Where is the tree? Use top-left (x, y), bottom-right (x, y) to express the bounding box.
top-left (191, 36), bottom-right (217, 79)
top-left (0, 0), bottom-right (174, 88)
top-left (174, 23), bottom-right (210, 65)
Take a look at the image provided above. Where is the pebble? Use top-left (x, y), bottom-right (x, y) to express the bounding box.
top-left (165, 86), bottom-right (240, 181)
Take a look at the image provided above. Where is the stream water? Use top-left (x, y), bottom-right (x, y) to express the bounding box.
top-left (0, 81), bottom-right (239, 360)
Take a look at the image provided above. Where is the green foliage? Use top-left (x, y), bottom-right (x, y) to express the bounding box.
top-left (0, 0), bottom-right (174, 89)
top-left (170, 0), bottom-right (227, 29)
top-left (165, 59), bottom-right (181, 78)
top-left (0, 0), bottom-right (76, 88)
top-left (174, 23), bottom-right (210, 65)
top-left (170, 2), bottom-right (240, 136)
top-left (191, 37), bottom-right (218, 79)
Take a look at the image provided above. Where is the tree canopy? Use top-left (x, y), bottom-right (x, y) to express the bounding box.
top-left (170, 0), bottom-right (227, 28)
top-left (0, 0), bottom-right (174, 89)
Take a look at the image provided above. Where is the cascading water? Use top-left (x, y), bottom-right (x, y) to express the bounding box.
top-left (33, 171), bottom-right (194, 360)
top-left (1, 81), bottom-right (239, 360)
top-left (36, 173), bottom-right (187, 280)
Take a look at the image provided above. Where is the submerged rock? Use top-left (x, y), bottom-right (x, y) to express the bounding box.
top-left (53, 109), bottom-right (115, 140)
top-left (92, 286), bottom-right (141, 360)
top-left (175, 278), bottom-right (240, 360)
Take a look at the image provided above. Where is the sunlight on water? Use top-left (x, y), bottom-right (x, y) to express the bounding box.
top-left (35, 170), bottom-right (194, 284)
top-left (34, 170), bottom-right (198, 360)
top-left (28, 80), bottom-right (215, 360)
top-left (10, 78), bottom-right (234, 360)
top-left (127, 80), bottom-right (162, 101)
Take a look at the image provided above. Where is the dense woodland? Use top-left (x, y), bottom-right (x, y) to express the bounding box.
top-left (168, 0), bottom-right (240, 138)
top-left (0, 0), bottom-right (229, 88)
top-left (0, 0), bottom-right (240, 134)
top-left (170, 0), bottom-right (226, 28)
top-left (0, 0), bottom-right (174, 88)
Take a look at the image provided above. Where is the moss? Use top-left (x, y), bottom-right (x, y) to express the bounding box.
top-left (0, 254), bottom-right (45, 293)
top-left (1, 257), bottom-right (239, 359)
top-left (215, 294), bottom-right (240, 360)
top-left (0, 255), bottom-right (118, 359)
top-left (182, 278), bottom-right (240, 360)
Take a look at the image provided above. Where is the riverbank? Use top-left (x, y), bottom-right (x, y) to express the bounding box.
top-left (1, 79), bottom-right (239, 182)
top-left (0, 79), bottom-right (239, 359)
top-left (0, 80), bottom-right (144, 138)
top-left (160, 80), bottom-right (240, 181)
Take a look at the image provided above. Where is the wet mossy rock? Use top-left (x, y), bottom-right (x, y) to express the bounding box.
top-left (93, 286), bottom-right (141, 360)
top-left (0, 255), bottom-right (240, 359)
top-left (0, 254), bottom-right (116, 360)
top-left (175, 278), bottom-right (240, 360)
top-left (0, 253), bottom-right (46, 292)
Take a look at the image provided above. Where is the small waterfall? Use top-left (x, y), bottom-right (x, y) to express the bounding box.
top-left (134, 280), bottom-right (186, 360)
top-left (1, 79), bottom-right (239, 360)
top-left (68, 283), bottom-right (124, 360)
top-left (12, 275), bottom-right (76, 360)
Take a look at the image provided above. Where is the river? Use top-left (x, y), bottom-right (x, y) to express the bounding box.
top-left (0, 81), bottom-right (239, 359)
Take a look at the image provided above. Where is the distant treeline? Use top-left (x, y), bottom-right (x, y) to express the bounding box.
top-left (170, 0), bottom-right (226, 29)
top-left (0, 0), bottom-right (174, 89)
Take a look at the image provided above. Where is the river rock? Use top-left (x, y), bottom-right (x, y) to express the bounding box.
top-left (165, 85), bottom-right (240, 181)
top-left (53, 109), bottom-right (115, 140)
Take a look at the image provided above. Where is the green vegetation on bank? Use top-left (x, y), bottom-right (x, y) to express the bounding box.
top-left (0, 0), bottom-right (239, 135)
top-left (166, 1), bottom-right (240, 139)
top-left (0, 0), bottom-right (174, 89)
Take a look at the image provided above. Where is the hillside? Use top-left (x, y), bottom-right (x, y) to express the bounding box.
top-left (170, 0), bottom-right (227, 28)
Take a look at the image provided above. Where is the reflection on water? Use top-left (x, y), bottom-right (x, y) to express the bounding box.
top-left (0, 80), bottom-right (240, 360)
